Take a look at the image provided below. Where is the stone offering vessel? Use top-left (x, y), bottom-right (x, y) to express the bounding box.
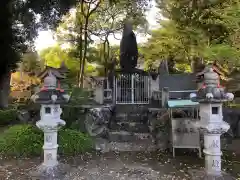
top-left (190, 66), bottom-right (234, 179)
top-left (30, 72), bottom-right (70, 179)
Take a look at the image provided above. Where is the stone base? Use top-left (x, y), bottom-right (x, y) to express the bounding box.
top-left (188, 169), bottom-right (235, 180)
top-left (29, 163), bottom-right (71, 180)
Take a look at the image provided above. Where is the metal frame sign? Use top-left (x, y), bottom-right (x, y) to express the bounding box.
top-left (171, 118), bottom-right (201, 158)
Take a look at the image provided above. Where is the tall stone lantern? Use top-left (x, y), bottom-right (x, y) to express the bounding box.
top-left (30, 73), bottom-right (70, 179)
top-left (190, 66), bottom-right (234, 179)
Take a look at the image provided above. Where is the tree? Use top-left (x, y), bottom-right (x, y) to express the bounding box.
top-left (0, 0), bottom-right (126, 108)
top-left (21, 52), bottom-right (41, 75)
top-left (39, 45), bottom-right (105, 84)
top-left (141, 20), bottom-right (207, 72)
top-left (0, 0), bottom-right (79, 108)
top-left (56, 0), bottom-right (151, 86)
top-left (90, 1), bottom-right (150, 75)
top-left (145, 0), bottom-right (240, 72)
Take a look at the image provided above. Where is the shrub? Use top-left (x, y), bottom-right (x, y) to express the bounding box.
top-left (0, 124), bottom-right (93, 157)
top-left (58, 128), bottom-right (93, 155)
top-left (0, 125), bottom-right (43, 157)
top-left (0, 108), bottom-right (18, 126)
top-left (69, 88), bottom-right (92, 105)
top-left (61, 105), bottom-right (87, 131)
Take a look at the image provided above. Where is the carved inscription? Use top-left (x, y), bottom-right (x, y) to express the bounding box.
top-left (45, 135), bottom-right (52, 143)
top-left (209, 140), bottom-right (219, 148)
top-left (212, 160), bottom-right (220, 168)
top-left (90, 77), bottom-right (104, 87)
top-left (46, 153), bottom-right (52, 161)
top-left (54, 107), bottom-right (58, 113)
top-left (174, 128), bottom-right (196, 134)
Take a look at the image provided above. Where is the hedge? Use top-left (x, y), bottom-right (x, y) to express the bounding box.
top-left (0, 108), bottom-right (18, 126)
top-left (0, 124), bottom-right (93, 157)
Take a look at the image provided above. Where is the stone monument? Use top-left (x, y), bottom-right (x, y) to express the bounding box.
top-left (189, 66), bottom-right (234, 179)
top-left (30, 72), bottom-right (70, 179)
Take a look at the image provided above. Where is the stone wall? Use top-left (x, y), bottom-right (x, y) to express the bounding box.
top-left (223, 108), bottom-right (240, 138)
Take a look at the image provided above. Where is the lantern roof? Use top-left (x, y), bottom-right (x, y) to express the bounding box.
top-left (38, 61), bottom-right (69, 80)
top-left (31, 73), bottom-right (70, 104)
top-left (191, 66), bottom-right (234, 103)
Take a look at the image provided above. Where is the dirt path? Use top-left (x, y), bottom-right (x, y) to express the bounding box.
top-left (0, 151), bottom-right (239, 180)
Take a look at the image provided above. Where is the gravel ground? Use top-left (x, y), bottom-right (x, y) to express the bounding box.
top-left (0, 150), bottom-right (239, 180)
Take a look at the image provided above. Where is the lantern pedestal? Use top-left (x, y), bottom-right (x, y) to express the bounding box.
top-left (30, 105), bottom-right (70, 179)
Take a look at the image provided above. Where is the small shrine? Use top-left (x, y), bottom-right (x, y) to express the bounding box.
top-left (190, 66), bottom-right (234, 179)
top-left (38, 61), bottom-right (69, 88)
top-left (30, 72), bottom-right (70, 179)
top-left (196, 61), bottom-right (228, 84)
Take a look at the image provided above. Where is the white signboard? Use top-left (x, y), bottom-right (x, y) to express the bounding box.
top-left (171, 118), bottom-right (201, 157)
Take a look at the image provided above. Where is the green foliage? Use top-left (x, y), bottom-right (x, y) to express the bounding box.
top-left (69, 88), bottom-right (93, 105)
top-left (61, 88), bottom-right (95, 130)
top-left (0, 124), bottom-right (93, 157)
top-left (0, 125), bottom-right (43, 157)
top-left (142, 0), bottom-right (240, 71)
top-left (58, 128), bottom-right (92, 155)
top-left (21, 51), bottom-right (41, 75)
top-left (0, 108), bottom-right (18, 126)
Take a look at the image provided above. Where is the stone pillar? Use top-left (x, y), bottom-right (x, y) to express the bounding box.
top-left (197, 103), bottom-right (230, 177)
top-left (189, 66), bottom-right (234, 179)
top-left (94, 77), bottom-right (105, 104)
top-left (30, 73), bottom-right (70, 179)
top-left (37, 104), bottom-right (65, 167)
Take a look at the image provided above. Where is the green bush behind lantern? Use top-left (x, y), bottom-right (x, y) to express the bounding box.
top-left (0, 124), bottom-right (93, 157)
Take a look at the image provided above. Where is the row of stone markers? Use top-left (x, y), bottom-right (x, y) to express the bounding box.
top-left (29, 66), bottom-right (235, 179)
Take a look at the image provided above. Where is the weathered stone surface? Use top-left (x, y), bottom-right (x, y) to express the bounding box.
top-left (108, 131), bottom-right (152, 142)
top-left (29, 163), bottom-right (71, 180)
top-left (223, 108), bottom-right (240, 138)
top-left (108, 141), bottom-right (158, 152)
top-left (189, 169), bottom-right (234, 180)
top-left (111, 122), bottom-right (150, 133)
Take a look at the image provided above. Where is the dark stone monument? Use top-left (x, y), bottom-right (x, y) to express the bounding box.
top-left (120, 22), bottom-right (138, 72)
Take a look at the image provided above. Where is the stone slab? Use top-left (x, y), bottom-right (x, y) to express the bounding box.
top-left (110, 122), bottom-right (150, 133)
top-left (108, 131), bottom-right (152, 142)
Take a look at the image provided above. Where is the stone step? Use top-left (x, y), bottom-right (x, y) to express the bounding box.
top-left (115, 113), bottom-right (148, 123)
top-left (94, 139), bottom-right (160, 152)
top-left (110, 122), bottom-right (150, 133)
top-left (108, 131), bottom-right (152, 142)
top-left (109, 141), bottom-right (157, 152)
top-left (115, 104), bottom-right (149, 113)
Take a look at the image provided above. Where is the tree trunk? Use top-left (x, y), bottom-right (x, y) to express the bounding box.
top-left (79, 1), bottom-right (101, 88)
top-left (77, 1), bottom-right (84, 88)
top-left (191, 57), bottom-right (203, 73)
top-left (0, 72), bottom-right (11, 109)
top-left (77, 28), bottom-right (83, 87)
top-left (79, 17), bottom-right (89, 88)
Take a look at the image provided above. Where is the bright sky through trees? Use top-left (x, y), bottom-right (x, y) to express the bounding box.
top-left (34, 1), bottom-right (160, 51)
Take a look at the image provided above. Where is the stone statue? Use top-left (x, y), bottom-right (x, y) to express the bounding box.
top-left (120, 22), bottom-right (138, 71)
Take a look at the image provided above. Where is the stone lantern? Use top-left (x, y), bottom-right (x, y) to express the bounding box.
top-left (30, 72), bottom-right (70, 179)
top-left (190, 66), bottom-right (234, 179)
